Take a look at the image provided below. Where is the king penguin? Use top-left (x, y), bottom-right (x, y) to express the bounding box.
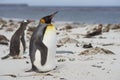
top-left (1, 20), bottom-right (34, 59)
top-left (27, 11), bottom-right (58, 72)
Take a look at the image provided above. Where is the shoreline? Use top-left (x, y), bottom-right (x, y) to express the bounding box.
top-left (1, 17), bottom-right (120, 24)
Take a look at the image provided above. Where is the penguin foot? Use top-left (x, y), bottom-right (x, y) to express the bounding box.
top-left (13, 56), bottom-right (23, 59)
top-left (25, 69), bottom-right (33, 72)
top-left (25, 68), bottom-right (39, 73)
top-left (26, 66), bottom-right (58, 73)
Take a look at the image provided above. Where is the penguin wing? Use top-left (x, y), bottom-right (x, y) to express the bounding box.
top-left (21, 33), bottom-right (26, 52)
top-left (35, 38), bottom-right (48, 65)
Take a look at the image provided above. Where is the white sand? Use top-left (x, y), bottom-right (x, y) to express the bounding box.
top-left (0, 21), bottom-right (120, 80)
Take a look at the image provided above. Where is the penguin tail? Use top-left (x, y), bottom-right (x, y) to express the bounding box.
top-left (1, 54), bottom-right (10, 60)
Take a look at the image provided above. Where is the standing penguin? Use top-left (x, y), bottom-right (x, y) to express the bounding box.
top-left (1, 20), bottom-right (34, 59)
top-left (27, 11), bottom-right (58, 72)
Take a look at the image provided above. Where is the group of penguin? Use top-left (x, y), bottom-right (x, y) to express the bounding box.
top-left (1, 11), bottom-right (58, 73)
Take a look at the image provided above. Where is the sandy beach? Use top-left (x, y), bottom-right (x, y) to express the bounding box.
top-left (0, 18), bottom-right (120, 80)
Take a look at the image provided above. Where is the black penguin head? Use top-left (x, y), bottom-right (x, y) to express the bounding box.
top-left (40, 11), bottom-right (58, 24)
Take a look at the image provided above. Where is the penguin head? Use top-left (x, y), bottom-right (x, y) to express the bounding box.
top-left (22, 19), bottom-right (35, 26)
top-left (40, 11), bottom-right (58, 24)
top-left (19, 19), bottom-right (35, 30)
top-left (23, 19), bottom-right (35, 24)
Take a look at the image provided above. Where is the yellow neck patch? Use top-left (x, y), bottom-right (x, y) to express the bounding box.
top-left (46, 24), bottom-right (56, 31)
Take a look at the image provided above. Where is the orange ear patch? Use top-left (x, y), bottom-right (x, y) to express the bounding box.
top-left (40, 19), bottom-right (45, 23)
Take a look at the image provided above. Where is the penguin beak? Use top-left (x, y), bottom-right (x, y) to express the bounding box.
top-left (50, 11), bottom-right (59, 19)
top-left (50, 11), bottom-right (59, 23)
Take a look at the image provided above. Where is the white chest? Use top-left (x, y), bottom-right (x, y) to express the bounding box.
top-left (43, 30), bottom-right (56, 48)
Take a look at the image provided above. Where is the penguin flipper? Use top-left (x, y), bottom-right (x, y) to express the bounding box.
top-left (21, 33), bottom-right (26, 52)
top-left (35, 40), bottom-right (48, 66)
top-left (1, 54), bottom-right (10, 60)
